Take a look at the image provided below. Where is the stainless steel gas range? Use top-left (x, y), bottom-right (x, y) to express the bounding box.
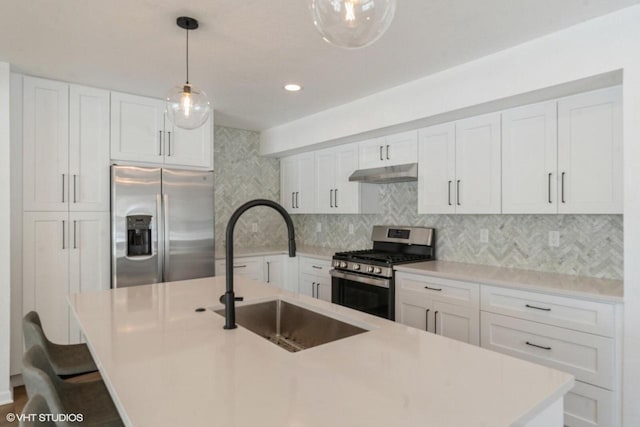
top-left (330, 226), bottom-right (435, 320)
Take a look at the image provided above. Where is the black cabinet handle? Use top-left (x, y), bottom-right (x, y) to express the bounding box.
top-left (266, 261), bottom-right (270, 283)
top-left (434, 311), bottom-right (439, 334)
top-left (330, 189), bottom-right (334, 208)
top-left (525, 304), bottom-right (551, 312)
top-left (233, 265), bottom-right (247, 269)
top-left (526, 341), bottom-right (551, 351)
top-left (167, 131), bottom-right (172, 157)
top-left (379, 146), bottom-right (383, 161)
top-left (561, 172), bottom-right (566, 203)
top-left (312, 265), bottom-right (323, 270)
top-left (62, 174), bottom-right (65, 203)
top-left (548, 173), bottom-right (552, 204)
top-left (62, 220), bottom-right (66, 250)
top-left (334, 188), bottom-right (338, 208)
top-left (425, 309), bottom-right (430, 331)
top-left (448, 180), bottom-right (452, 206)
top-left (291, 192), bottom-right (294, 209)
top-left (295, 192), bottom-right (299, 209)
top-left (386, 145), bottom-right (390, 160)
top-left (312, 282), bottom-right (317, 298)
top-left (158, 130), bottom-right (163, 156)
top-left (73, 174), bottom-right (77, 203)
top-left (424, 286), bottom-right (442, 291)
top-left (73, 220), bottom-right (77, 249)
top-left (456, 180), bottom-right (461, 206)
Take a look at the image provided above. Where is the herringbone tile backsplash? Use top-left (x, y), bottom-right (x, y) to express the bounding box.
top-left (215, 127), bottom-right (623, 280)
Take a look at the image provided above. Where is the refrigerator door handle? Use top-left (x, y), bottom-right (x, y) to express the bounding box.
top-left (156, 193), bottom-right (163, 282)
top-left (163, 193), bottom-right (170, 282)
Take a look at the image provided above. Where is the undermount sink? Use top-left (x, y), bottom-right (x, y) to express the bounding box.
top-left (213, 299), bottom-right (368, 352)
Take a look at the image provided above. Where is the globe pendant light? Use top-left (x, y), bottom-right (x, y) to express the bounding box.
top-left (309, 0), bottom-right (396, 49)
top-left (166, 16), bottom-right (211, 130)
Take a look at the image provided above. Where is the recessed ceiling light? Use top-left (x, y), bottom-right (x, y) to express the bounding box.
top-left (284, 84), bottom-right (302, 92)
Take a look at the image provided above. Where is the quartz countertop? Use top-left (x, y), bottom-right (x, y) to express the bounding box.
top-left (214, 244), bottom-right (337, 261)
top-left (395, 260), bottom-right (623, 303)
top-left (69, 276), bottom-right (573, 427)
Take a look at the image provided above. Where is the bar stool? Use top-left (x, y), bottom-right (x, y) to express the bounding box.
top-left (22, 311), bottom-right (97, 377)
top-left (22, 345), bottom-right (123, 427)
top-left (19, 394), bottom-right (56, 427)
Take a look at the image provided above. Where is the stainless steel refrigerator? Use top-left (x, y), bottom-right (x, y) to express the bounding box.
top-left (111, 165), bottom-right (215, 288)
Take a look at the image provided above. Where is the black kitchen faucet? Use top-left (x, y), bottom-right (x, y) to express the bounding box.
top-left (221, 199), bottom-right (296, 329)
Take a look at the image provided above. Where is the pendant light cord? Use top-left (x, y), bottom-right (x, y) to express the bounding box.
top-left (185, 28), bottom-right (190, 85)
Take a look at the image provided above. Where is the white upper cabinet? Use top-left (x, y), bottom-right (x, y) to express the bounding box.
top-left (23, 77), bottom-right (69, 212)
top-left (502, 101), bottom-right (558, 214)
top-left (111, 92), bottom-right (213, 169)
top-left (557, 86), bottom-right (622, 214)
top-left (69, 85), bottom-right (111, 212)
top-left (314, 148), bottom-right (336, 214)
top-left (455, 113), bottom-right (502, 214)
top-left (280, 153), bottom-right (315, 214)
top-left (163, 114), bottom-right (213, 169)
top-left (418, 123), bottom-right (456, 214)
top-left (110, 92), bottom-right (165, 164)
top-left (358, 130), bottom-right (418, 169)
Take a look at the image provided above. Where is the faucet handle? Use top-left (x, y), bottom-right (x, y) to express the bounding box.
top-left (219, 294), bottom-right (244, 304)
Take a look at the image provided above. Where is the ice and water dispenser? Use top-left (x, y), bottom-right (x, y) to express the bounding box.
top-left (127, 215), bottom-right (152, 257)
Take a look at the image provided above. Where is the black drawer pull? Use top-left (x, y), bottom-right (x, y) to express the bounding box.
top-left (525, 304), bottom-right (551, 312)
top-left (233, 265), bottom-right (247, 269)
top-left (424, 286), bottom-right (442, 291)
top-left (526, 341), bottom-right (551, 351)
top-left (312, 265), bottom-right (323, 270)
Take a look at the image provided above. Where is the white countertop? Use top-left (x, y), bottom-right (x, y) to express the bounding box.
top-left (395, 260), bottom-right (623, 303)
top-left (215, 244), bottom-right (336, 261)
top-left (69, 276), bottom-right (573, 427)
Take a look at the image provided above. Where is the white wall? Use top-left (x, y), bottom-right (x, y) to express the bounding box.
top-left (0, 62), bottom-right (13, 404)
top-left (260, 7), bottom-right (640, 426)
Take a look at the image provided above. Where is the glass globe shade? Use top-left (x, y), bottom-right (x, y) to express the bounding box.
top-left (309, 0), bottom-right (396, 49)
top-left (165, 84), bottom-right (211, 130)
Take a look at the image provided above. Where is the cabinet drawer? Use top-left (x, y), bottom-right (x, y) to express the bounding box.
top-left (481, 312), bottom-right (615, 390)
top-left (564, 381), bottom-right (614, 427)
top-left (299, 257), bottom-right (331, 277)
top-left (396, 273), bottom-right (479, 307)
top-left (481, 285), bottom-right (615, 337)
top-left (215, 257), bottom-right (264, 282)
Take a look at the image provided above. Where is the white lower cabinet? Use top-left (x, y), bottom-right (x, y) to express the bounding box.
top-left (395, 273), bottom-right (480, 345)
top-left (215, 254), bottom-right (300, 292)
top-left (215, 256), bottom-right (264, 282)
top-left (298, 257), bottom-right (331, 302)
top-left (23, 211), bottom-right (110, 345)
top-left (263, 255), bottom-right (285, 288)
top-left (479, 286), bottom-right (620, 427)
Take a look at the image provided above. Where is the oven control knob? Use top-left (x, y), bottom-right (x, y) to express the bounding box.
top-left (333, 260), bottom-right (340, 267)
top-left (374, 267), bottom-right (382, 274)
top-left (352, 264), bottom-right (360, 271)
top-left (340, 261), bottom-right (348, 268)
top-left (367, 266), bottom-right (374, 273)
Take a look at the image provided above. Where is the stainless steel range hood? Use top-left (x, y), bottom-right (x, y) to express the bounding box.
top-left (349, 163), bottom-right (418, 184)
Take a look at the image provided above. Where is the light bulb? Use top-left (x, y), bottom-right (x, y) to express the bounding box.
top-left (309, 0), bottom-right (396, 49)
top-left (166, 84), bottom-right (210, 130)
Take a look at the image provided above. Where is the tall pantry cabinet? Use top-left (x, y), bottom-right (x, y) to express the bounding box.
top-left (22, 76), bottom-right (110, 345)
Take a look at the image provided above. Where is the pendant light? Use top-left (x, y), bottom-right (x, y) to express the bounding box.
top-left (166, 16), bottom-right (211, 130)
top-left (309, 0), bottom-right (396, 49)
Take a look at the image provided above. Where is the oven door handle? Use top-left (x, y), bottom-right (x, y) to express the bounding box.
top-left (330, 269), bottom-right (390, 289)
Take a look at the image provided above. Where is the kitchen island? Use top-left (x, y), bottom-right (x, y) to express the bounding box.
top-left (69, 276), bottom-right (573, 427)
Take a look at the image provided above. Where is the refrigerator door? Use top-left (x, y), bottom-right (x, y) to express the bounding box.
top-left (162, 168), bottom-right (215, 282)
top-left (112, 166), bottom-right (163, 288)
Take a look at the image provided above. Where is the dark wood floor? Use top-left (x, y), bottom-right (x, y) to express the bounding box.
top-left (0, 372), bottom-right (101, 426)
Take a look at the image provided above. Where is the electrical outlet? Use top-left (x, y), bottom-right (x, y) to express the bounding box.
top-left (548, 231), bottom-right (560, 247)
top-left (316, 223), bottom-right (322, 233)
top-left (251, 223), bottom-right (258, 233)
top-left (349, 224), bottom-right (354, 234)
top-left (480, 229), bottom-right (489, 244)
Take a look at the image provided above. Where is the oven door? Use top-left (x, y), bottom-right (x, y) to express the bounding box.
top-left (331, 270), bottom-right (393, 320)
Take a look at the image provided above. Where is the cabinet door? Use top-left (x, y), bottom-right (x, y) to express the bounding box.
top-left (110, 92), bottom-right (165, 163)
top-left (502, 102), bottom-right (558, 214)
top-left (23, 212), bottom-right (70, 344)
top-left (296, 153), bottom-right (316, 213)
top-left (68, 212), bottom-right (110, 343)
top-left (431, 300), bottom-right (479, 345)
top-left (558, 86), bottom-right (622, 214)
top-left (280, 156), bottom-right (299, 213)
top-left (334, 144), bottom-right (360, 214)
top-left (358, 137), bottom-right (386, 169)
top-left (264, 256), bottom-right (285, 289)
top-left (164, 116), bottom-right (213, 169)
top-left (298, 273), bottom-right (316, 297)
top-left (314, 148), bottom-right (336, 214)
top-left (397, 300), bottom-right (430, 332)
top-left (316, 276), bottom-right (332, 302)
top-left (418, 123), bottom-right (456, 214)
top-left (23, 77), bottom-right (69, 211)
top-left (455, 113), bottom-right (502, 214)
top-left (384, 130), bottom-right (418, 166)
top-left (69, 85), bottom-right (110, 212)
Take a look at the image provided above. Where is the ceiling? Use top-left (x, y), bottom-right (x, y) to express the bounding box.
top-left (1, 0), bottom-right (638, 131)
